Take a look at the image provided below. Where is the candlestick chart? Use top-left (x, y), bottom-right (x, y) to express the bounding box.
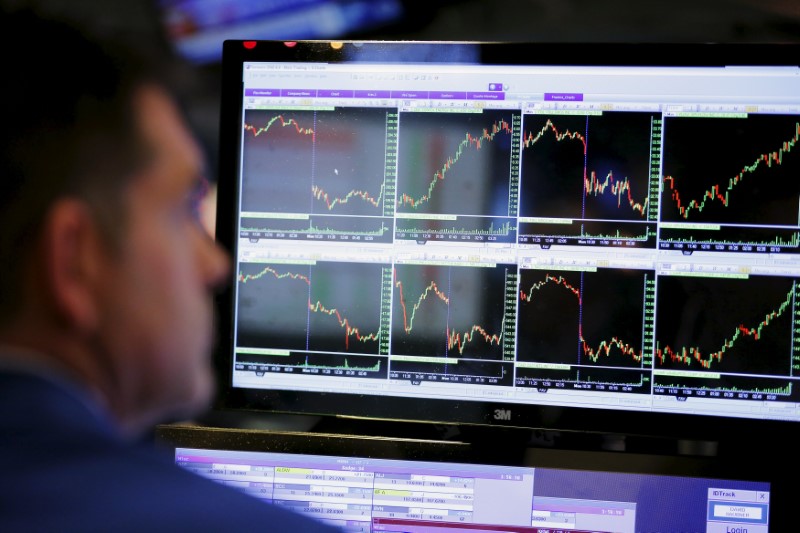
top-left (240, 107), bottom-right (395, 219)
top-left (519, 112), bottom-right (657, 220)
top-left (515, 267), bottom-right (654, 392)
top-left (235, 260), bottom-right (391, 378)
top-left (395, 110), bottom-right (520, 218)
top-left (389, 263), bottom-right (516, 385)
top-left (654, 274), bottom-right (799, 378)
top-left (660, 115), bottom-right (800, 242)
top-left (518, 112), bottom-right (659, 248)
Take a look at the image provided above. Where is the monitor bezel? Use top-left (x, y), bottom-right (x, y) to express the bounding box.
top-left (212, 39), bottom-right (800, 442)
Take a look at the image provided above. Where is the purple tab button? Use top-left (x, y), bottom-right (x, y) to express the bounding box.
top-left (430, 91), bottom-right (467, 100)
top-left (390, 90), bottom-right (429, 99)
top-left (318, 89), bottom-right (354, 98)
top-left (282, 89), bottom-right (317, 97)
top-left (544, 93), bottom-right (584, 101)
top-left (467, 91), bottom-right (505, 100)
top-left (354, 90), bottom-right (391, 98)
top-left (245, 89), bottom-right (279, 97)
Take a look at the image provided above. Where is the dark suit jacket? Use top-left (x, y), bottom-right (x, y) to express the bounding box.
top-left (0, 371), bottom-right (341, 532)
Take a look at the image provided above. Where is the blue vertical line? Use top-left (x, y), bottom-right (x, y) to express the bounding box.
top-left (310, 110), bottom-right (318, 213)
top-left (445, 267), bottom-right (452, 369)
top-left (580, 114), bottom-right (589, 219)
top-left (578, 271), bottom-right (585, 364)
top-left (305, 264), bottom-right (313, 351)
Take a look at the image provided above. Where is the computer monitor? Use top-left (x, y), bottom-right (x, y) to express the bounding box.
top-left (156, 425), bottom-right (776, 531)
top-left (212, 40), bottom-right (800, 440)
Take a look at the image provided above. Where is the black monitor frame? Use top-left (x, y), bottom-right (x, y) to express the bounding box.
top-left (212, 40), bottom-right (800, 443)
top-left (155, 423), bottom-right (793, 528)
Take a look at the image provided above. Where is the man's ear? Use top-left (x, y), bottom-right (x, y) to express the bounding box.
top-left (41, 199), bottom-right (107, 333)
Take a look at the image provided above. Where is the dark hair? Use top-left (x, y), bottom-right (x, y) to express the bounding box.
top-left (0, 9), bottom-right (167, 322)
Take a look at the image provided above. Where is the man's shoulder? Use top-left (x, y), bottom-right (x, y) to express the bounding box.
top-left (0, 371), bottom-right (339, 531)
top-left (0, 369), bottom-right (118, 437)
top-left (1, 437), bottom-right (340, 531)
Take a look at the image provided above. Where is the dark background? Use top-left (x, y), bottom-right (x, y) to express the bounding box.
top-left (4, 0), bottom-right (798, 176)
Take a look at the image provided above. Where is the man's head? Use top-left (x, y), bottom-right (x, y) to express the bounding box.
top-left (0, 10), bottom-right (229, 436)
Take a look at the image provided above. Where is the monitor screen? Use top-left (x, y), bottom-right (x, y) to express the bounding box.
top-left (212, 40), bottom-right (800, 439)
top-left (156, 427), bottom-right (773, 532)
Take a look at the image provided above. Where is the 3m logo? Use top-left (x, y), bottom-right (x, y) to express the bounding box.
top-left (493, 409), bottom-right (511, 421)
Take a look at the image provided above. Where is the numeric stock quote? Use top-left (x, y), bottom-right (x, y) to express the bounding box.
top-left (233, 105), bottom-right (800, 419)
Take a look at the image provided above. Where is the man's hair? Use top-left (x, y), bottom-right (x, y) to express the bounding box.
top-left (0, 9), bottom-right (170, 323)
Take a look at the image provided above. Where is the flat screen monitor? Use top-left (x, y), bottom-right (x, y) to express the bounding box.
top-left (155, 426), bottom-right (775, 532)
top-left (212, 40), bottom-right (800, 440)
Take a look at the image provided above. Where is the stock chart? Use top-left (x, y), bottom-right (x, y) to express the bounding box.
top-left (518, 112), bottom-right (660, 248)
top-left (659, 115), bottom-right (800, 252)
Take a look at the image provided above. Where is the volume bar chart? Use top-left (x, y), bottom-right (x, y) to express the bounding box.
top-left (518, 220), bottom-right (657, 248)
top-left (395, 216), bottom-right (517, 244)
top-left (658, 224), bottom-right (800, 254)
top-left (240, 215), bottom-right (393, 244)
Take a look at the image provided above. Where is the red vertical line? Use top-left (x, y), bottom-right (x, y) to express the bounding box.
top-left (304, 264), bottom-right (313, 352)
top-left (309, 111), bottom-right (318, 214)
top-left (445, 267), bottom-right (452, 361)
